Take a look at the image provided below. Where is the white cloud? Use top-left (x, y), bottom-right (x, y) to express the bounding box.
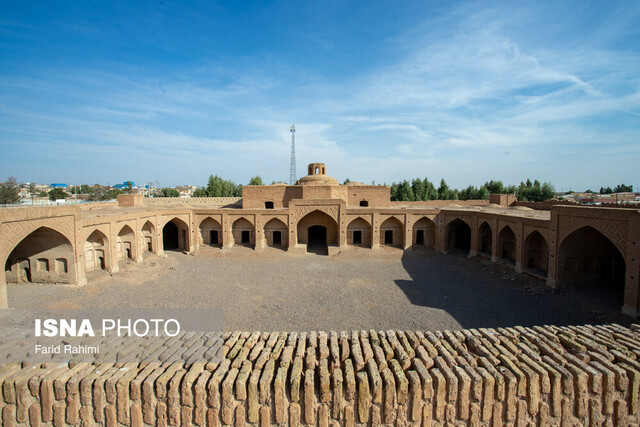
top-left (1, 1), bottom-right (638, 190)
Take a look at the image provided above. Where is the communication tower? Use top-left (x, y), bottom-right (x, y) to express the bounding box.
top-left (289, 124), bottom-right (297, 185)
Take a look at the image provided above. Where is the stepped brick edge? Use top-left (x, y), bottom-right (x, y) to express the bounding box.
top-left (1, 323), bottom-right (640, 426)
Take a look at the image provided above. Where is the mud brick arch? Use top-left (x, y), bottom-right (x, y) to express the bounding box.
top-left (198, 217), bottom-right (222, 246)
top-left (558, 215), bottom-right (629, 260)
top-left (412, 216), bottom-right (436, 248)
top-left (84, 227), bottom-right (111, 273)
top-left (294, 205), bottom-right (339, 224)
top-left (347, 216), bottom-right (372, 247)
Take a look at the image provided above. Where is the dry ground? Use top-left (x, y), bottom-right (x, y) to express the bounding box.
top-left (7, 246), bottom-right (633, 331)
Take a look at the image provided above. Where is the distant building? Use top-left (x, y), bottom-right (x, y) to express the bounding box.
top-left (114, 181), bottom-right (135, 190)
top-left (176, 185), bottom-right (198, 197)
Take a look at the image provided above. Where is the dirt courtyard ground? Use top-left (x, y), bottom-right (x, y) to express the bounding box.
top-left (8, 247), bottom-right (633, 331)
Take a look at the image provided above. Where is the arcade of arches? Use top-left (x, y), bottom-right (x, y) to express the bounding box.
top-left (1, 168), bottom-right (639, 316)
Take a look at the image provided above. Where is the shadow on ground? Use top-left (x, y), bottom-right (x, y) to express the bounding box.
top-left (395, 248), bottom-right (633, 329)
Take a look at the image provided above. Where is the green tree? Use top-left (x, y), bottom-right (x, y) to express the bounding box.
top-left (192, 188), bottom-right (207, 197)
top-left (613, 184), bottom-right (633, 193)
top-left (48, 187), bottom-right (69, 201)
top-left (459, 185), bottom-right (481, 200)
top-left (343, 178), bottom-right (351, 185)
top-left (424, 178), bottom-right (438, 200)
top-left (390, 182), bottom-right (400, 201)
top-left (438, 179), bottom-right (455, 200)
top-left (87, 185), bottom-right (106, 201)
top-left (479, 187), bottom-right (490, 199)
top-left (101, 189), bottom-right (123, 200)
top-left (0, 177), bottom-right (21, 204)
top-left (70, 185), bottom-right (91, 195)
top-left (484, 180), bottom-right (505, 194)
top-left (600, 187), bottom-right (613, 194)
top-left (248, 176), bottom-right (263, 186)
top-left (161, 188), bottom-right (180, 197)
top-left (516, 179), bottom-right (555, 201)
top-left (206, 175), bottom-right (241, 197)
top-left (411, 178), bottom-right (425, 201)
top-left (540, 182), bottom-right (555, 200)
top-left (397, 180), bottom-right (414, 201)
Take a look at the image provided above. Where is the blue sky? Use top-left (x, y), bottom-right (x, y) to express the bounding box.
top-left (1, 0), bottom-right (639, 190)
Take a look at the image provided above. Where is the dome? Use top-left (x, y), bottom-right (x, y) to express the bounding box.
top-left (297, 175), bottom-right (340, 186)
top-left (297, 162), bottom-right (340, 186)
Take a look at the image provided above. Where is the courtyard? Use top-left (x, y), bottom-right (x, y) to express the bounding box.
top-left (7, 247), bottom-right (632, 331)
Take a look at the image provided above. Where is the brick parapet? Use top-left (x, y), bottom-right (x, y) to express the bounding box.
top-left (143, 197), bottom-right (243, 207)
top-left (1, 323), bottom-right (639, 425)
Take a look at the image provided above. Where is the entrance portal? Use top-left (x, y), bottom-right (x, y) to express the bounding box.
top-left (241, 230), bottom-right (250, 245)
top-left (163, 221), bottom-right (179, 250)
top-left (416, 230), bottom-right (424, 245)
top-left (559, 226), bottom-right (626, 307)
top-left (307, 225), bottom-right (328, 255)
top-left (273, 231), bottom-right (282, 246)
top-left (210, 230), bottom-right (219, 245)
top-left (446, 219), bottom-right (471, 253)
top-left (384, 230), bottom-right (393, 245)
top-left (353, 230), bottom-right (362, 245)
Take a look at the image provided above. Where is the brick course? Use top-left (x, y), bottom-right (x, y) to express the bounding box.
top-left (1, 323), bottom-right (639, 425)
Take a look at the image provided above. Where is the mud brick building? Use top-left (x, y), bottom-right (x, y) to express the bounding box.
top-left (1, 163), bottom-right (639, 317)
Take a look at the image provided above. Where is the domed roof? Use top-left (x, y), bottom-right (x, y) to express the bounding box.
top-left (297, 162), bottom-right (340, 186)
top-left (297, 175), bottom-right (340, 186)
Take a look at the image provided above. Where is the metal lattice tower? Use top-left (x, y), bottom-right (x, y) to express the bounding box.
top-left (289, 124), bottom-right (297, 185)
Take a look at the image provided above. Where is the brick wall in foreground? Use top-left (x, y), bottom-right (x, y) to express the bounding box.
top-left (1, 323), bottom-right (640, 426)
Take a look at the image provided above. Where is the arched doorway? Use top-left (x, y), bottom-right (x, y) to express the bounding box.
top-left (347, 217), bottom-right (371, 247)
top-left (308, 225), bottom-right (328, 255)
top-left (232, 218), bottom-right (254, 247)
top-left (163, 218), bottom-right (189, 251)
top-left (380, 217), bottom-right (403, 247)
top-left (163, 222), bottom-right (179, 250)
top-left (200, 217), bottom-right (222, 247)
top-left (445, 219), bottom-right (471, 253)
top-left (85, 230), bottom-right (108, 272)
top-left (5, 227), bottom-right (75, 284)
top-left (141, 221), bottom-right (155, 253)
top-left (413, 217), bottom-right (435, 248)
top-left (524, 231), bottom-right (548, 276)
top-left (498, 226), bottom-right (516, 264)
top-left (264, 218), bottom-right (288, 248)
top-left (558, 226), bottom-right (626, 306)
top-left (117, 225), bottom-right (135, 260)
top-left (297, 210), bottom-right (338, 255)
top-left (478, 222), bottom-right (492, 256)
